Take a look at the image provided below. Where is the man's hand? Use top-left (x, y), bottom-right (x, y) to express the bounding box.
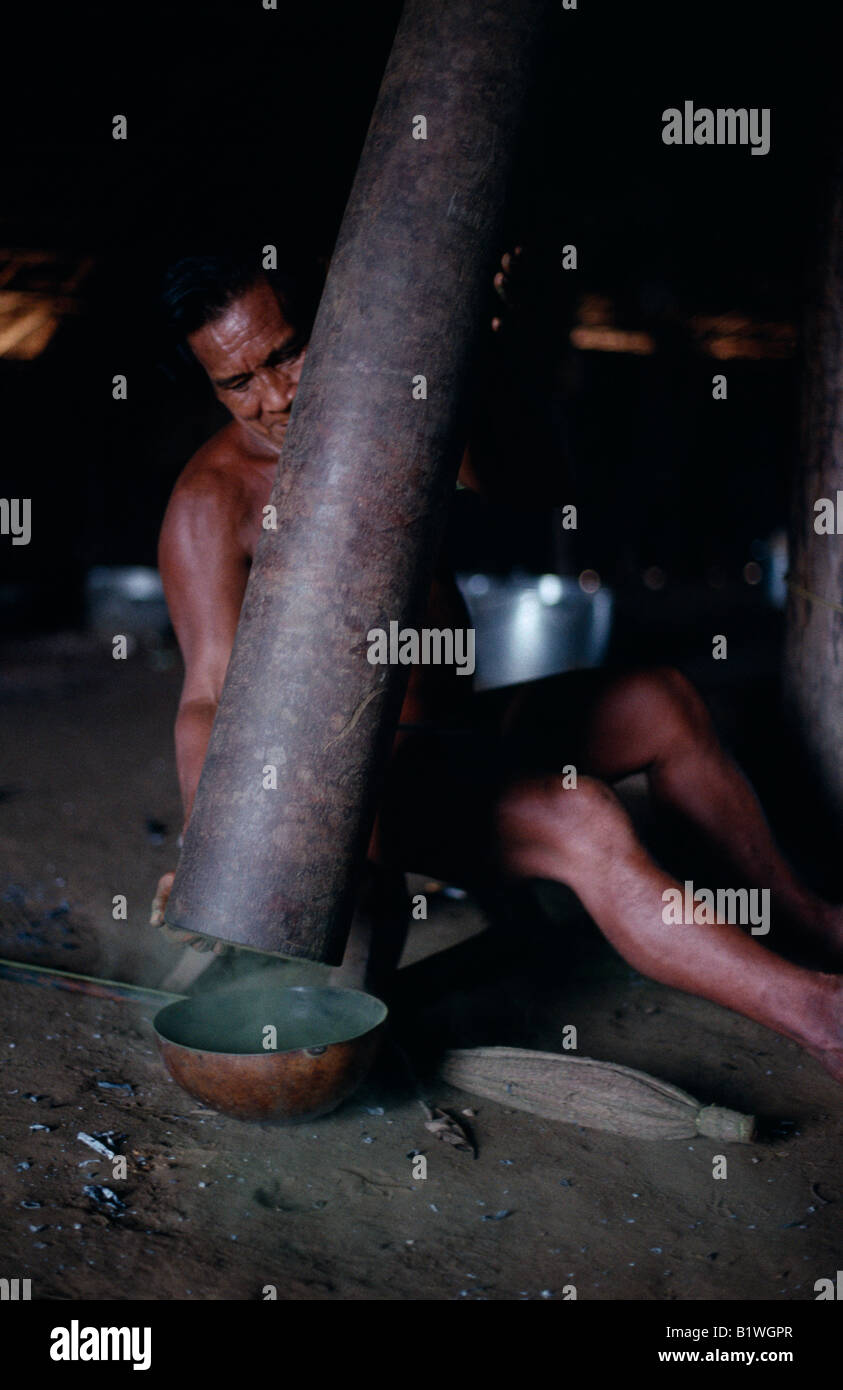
top-left (491, 246), bottom-right (525, 333)
top-left (150, 870), bottom-right (228, 954)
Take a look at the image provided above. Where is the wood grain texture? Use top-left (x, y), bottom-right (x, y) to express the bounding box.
top-left (167, 0), bottom-right (550, 959)
top-left (784, 145), bottom-right (843, 819)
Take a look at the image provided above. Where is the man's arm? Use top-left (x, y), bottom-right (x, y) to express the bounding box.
top-left (158, 474), bottom-right (250, 831)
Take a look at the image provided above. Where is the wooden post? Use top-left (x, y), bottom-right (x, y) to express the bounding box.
top-left (784, 144), bottom-right (843, 820)
top-left (166, 0), bottom-right (550, 960)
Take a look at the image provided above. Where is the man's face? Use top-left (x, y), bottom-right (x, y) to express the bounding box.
top-left (188, 277), bottom-right (308, 455)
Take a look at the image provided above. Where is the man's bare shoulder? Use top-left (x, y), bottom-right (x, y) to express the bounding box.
top-left (169, 422), bottom-right (256, 511)
top-left (159, 423), bottom-right (274, 574)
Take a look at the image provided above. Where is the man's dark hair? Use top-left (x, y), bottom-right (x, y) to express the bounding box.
top-left (161, 250), bottom-right (323, 359)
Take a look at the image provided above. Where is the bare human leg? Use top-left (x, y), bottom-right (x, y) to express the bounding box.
top-left (504, 667), bottom-right (843, 960)
top-left (494, 772), bottom-right (843, 1082)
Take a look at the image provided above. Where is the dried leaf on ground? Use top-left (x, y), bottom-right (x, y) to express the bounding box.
top-left (423, 1107), bottom-right (476, 1156)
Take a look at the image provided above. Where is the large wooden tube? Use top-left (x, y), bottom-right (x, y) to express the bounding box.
top-left (784, 143), bottom-right (843, 822)
top-left (166, 0), bottom-right (550, 960)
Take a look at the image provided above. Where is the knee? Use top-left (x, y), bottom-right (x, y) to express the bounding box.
top-left (495, 773), bottom-right (634, 878)
top-left (626, 666), bottom-right (713, 755)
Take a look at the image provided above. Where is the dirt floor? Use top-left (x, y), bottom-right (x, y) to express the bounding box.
top-left (1, 635), bottom-right (841, 1301)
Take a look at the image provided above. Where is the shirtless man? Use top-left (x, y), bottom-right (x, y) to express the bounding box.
top-left (151, 251), bottom-right (843, 1082)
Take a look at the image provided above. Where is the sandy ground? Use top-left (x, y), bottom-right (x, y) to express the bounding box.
top-left (1, 636), bottom-right (841, 1301)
